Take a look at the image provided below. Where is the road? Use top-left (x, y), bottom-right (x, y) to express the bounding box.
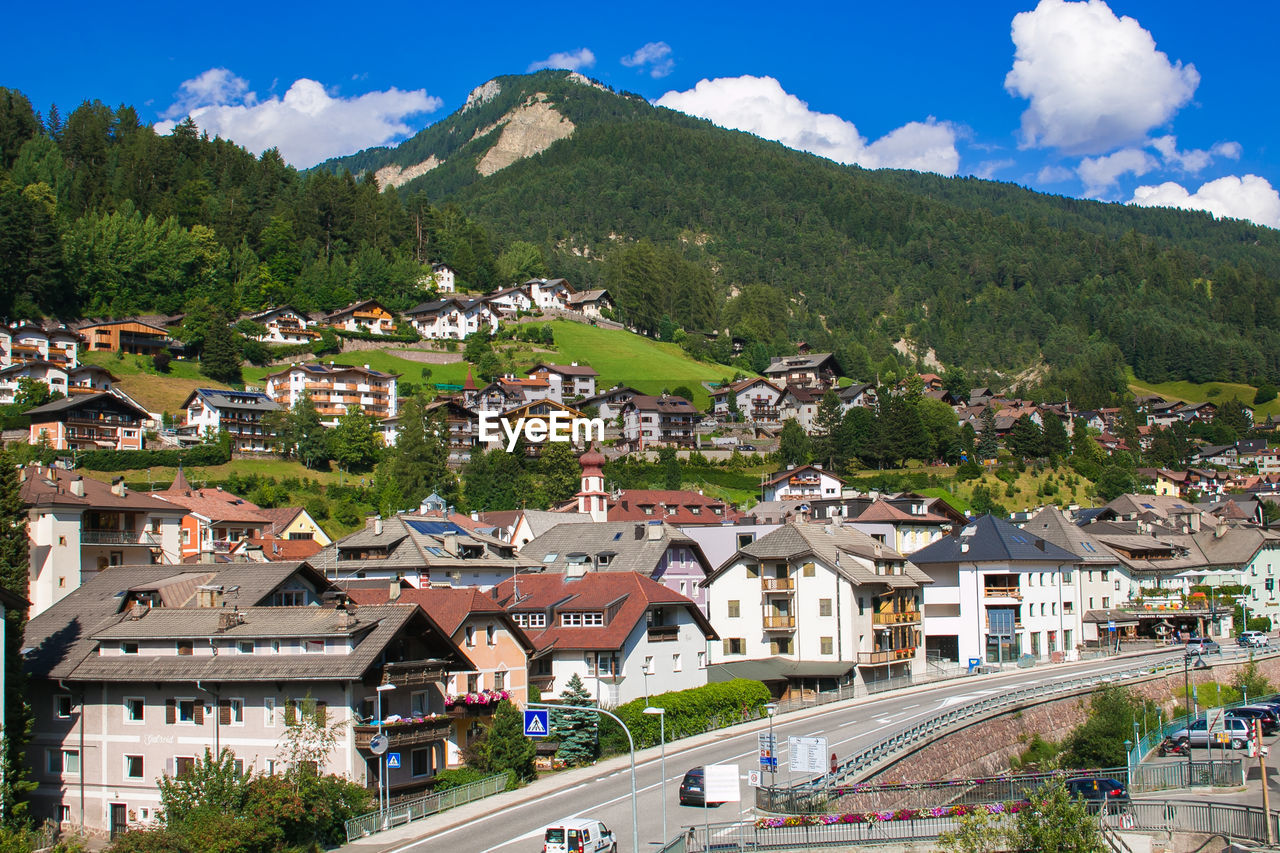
top-left (374, 649), bottom-right (1184, 853)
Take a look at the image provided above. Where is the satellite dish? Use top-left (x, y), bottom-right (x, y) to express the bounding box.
top-left (369, 734), bottom-right (389, 755)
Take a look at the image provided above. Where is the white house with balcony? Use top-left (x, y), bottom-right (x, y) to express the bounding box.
top-left (761, 464), bottom-right (845, 502)
top-left (403, 298), bottom-right (499, 340)
top-left (910, 514), bottom-right (1084, 666)
top-left (701, 520), bottom-right (931, 699)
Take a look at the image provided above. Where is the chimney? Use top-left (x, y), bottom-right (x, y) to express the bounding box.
top-left (444, 532), bottom-right (458, 554)
top-left (18, 468), bottom-right (26, 483)
top-left (111, 477), bottom-right (126, 497)
top-left (634, 524), bottom-right (644, 540)
top-left (217, 610), bottom-right (238, 631)
top-left (647, 520), bottom-right (662, 541)
top-left (1215, 516), bottom-right (1228, 538)
top-left (1035, 539), bottom-right (1046, 551)
top-left (336, 608), bottom-right (358, 629)
top-left (374, 516), bottom-right (383, 536)
top-left (388, 582), bottom-right (401, 601)
top-left (70, 477), bottom-right (85, 498)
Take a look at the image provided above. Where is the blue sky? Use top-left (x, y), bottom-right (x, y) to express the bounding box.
top-left (5, 0), bottom-right (1278, 225)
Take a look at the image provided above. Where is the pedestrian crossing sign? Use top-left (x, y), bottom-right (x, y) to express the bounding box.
top-left (524, 709), bottom-right (550, 738)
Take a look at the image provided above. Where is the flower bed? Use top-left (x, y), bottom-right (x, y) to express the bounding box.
top-left (754, 801), bottom-right (1028, 829)
top-left (383, 713), bottom-right (449, 728)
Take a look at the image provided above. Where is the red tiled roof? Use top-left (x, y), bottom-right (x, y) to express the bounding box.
top-left (607, 489), bottom-right (744, 524)
top-left (491, 572), bottom-right (714, 652)
top-left (150, 487), bottom-right (269, 524)
top-left (245, 535), bottom-right (322, 561)
top-left (255, 507), bottom-right (303, 536)
top-left (855, 500), bottom-right (949, 524)
top-left (344, 585), bottom-right (535, 651)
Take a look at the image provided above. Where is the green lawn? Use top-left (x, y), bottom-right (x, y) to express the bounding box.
top-left (1126, 369), bottom-right (1279, 418)
top-left (241, 349), bottom-right (472, 388)
top-left (523, 321), bottom-right (740, 408)
top-left (82, 351), bottom-right (229, 415)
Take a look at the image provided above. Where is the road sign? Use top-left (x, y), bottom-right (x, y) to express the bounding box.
top-left (386, 752), bottom-right (401, 769)
top-left (747, 770), bottom-right (762, 788)
top-left (1205, 707), bottom-right (1225, 734)
top-left (369, 733), bottom-right (388, 755)
top-left (1108, 620), bottom-right (1116, 631)
top-left (704, 763), bottom-right (741, 803)
top-left (758, 732), bottom-right (777, 769)
top-left (789, 736), bottom-right (828, 774)
top-left (523, 709), bottom-right (550, 738)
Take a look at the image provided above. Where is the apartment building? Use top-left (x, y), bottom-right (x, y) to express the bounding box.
top-left (264, 363), bottom-right (399, 426)
top-left (243, 306), bottom-right (320, 344)
top-left (27, 393), bottom-right (149, 451)
top-left (322, 300), bottom-right (397, 335)
top-left (622, 394), bottom-right (698, 448)
top-left (180, 388), bottom-right (282, 452)
top-left (403, 298), bottom-right (499, 340)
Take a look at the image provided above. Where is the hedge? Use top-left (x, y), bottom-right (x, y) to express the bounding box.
top-left (331, 326), bottom-right (421, 344)
top-left (601, 679), bottom-right (771, 753)
top-left (76, 443), bottom-right (232, 471)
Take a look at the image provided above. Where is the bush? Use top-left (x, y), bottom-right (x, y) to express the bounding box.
top-left (1256, 384), bottom-right (1278, 405)
top-left (429, 767), bottom-right (489, 791)
top-left (76, 443), bottom-right (232, 471)
top-left (604, 679), bottom-right (771, 753)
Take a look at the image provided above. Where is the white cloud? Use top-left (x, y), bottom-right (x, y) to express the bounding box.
top-left (1036, 165), bottom-right (1075, 183)
top-left (1130, 175), bottom-right (1280, 229)
top-left (656, 75), bottom-right (959, 175)
top-left (1077, 148), bottom-right (1158, 197)
top-left (1005, 0), bottom-right (1199, 154)
top-left (1149, 135), bottom-right (1241, 173)
top-left (621, 42), bottom-right (674, 78)
top-left (155, 71), bottom-right (442, 169)
top-left (972, 159), bottom-right (1015, 179)
top-left (527, 49), bottom-right (596, 73)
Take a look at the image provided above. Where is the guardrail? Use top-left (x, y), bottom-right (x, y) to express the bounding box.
top-left (343, 773), bottom-right (507, 842)
top-left (678, 798), bottom-right (1278, 851)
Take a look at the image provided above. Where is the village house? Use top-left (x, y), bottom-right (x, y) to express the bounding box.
top-left (263, 363), bottom-right (399, 426)
top-left (524, 278), bottom-right (575, 311)
top-left (761, 463), bottom-right (845, 502)
top-left (21, 465), bottom-right (186, 616)
top-left (910, 515), bottom-right (1083, 665)
top-left (702, 520), bottom-right (930, 698)
top-left (778, 385), bottom-right (823, 432)
top-left (75, 319), bottom-right (172, 355)
top-left (430, 263), bottom-right (457, 293)
top-left (0, 362), bottom-right (116, 406)
top-left (492, 572), bottom-right (716, 706)
top-left (243, 306), bottom-right (320, 344)
top-left (150, 471), bottom-right (271, 561)
top-left (622, 394), bottom-right (698, 448)
top-left (322, 299), bottom-right (397, 335)
top-left (579, 385), bottom-right (641, 422)
top-left (26, 393), bottom-right (149, 451)
top-left (566, 289), bottom-right (613, 318)
top-left (838, 383), bottom-right (876, 411)
top-left (482, 285), bottom-right (535, 316)
top-left (4, 322), bottom-right (81, 365)
top-left (180, 388), bottom-right (282, 453)
top-left (403, 298), bottom-right (498, 340)
top-left (22, 562), bottom-right (473, 836)
top-left (527, 363), bottom-right (599, 401)
top-left (762, 353), bottom-right (839, 389)
top-left (709, 377), bottom-right (783, 423)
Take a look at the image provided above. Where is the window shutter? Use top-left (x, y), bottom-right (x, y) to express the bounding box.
top-left (165, 758), bottom-right (174, 777)
top-left (285, 700), bottom-right (297, 726)
top-left (722, 639), bottom-right (731, 655)
top-left (315, 701), bottom-right (327, 726)
top-left (165, 699), bottom-right (176, 725)
top-left (218, 700), bottom-right (231, 726)
top-left (194, 702), bottom-right (204, 725)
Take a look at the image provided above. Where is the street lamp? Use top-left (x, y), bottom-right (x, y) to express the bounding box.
top-left (644, 707), bottom-right (667, 844)
top-left (765, 703), bottom-right (778, 787)
top-left (376, 684), bottom-right (396, 820)
top-left (528, 701), bottom-right (639, 853)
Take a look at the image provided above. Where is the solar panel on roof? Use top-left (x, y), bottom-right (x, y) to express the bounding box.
top-left (405, 520), bottom-right (466, 536)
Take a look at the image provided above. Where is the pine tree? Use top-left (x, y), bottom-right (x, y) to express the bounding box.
top-left (552, 674), bottom-right (598, 767)
top-left (470, 700), bottom-right (536, 783)
top-left (200, 310), bottom-right (243, 384)
top-left (977, 408), bottom-right (999, 460)
top-left (0, 450), bottom-right (33, 819)
top-left (1008, 415), bottom-right (1044, 459)
top-left (778, 418), bottom-right (811, 467)
top-left (378, 393), bottom-right (455, 506)
top-left (811, 390), bottom-right (845, 470)
top-left (1042, 414), bottom-right (1070, 459)
top-left (539, 442), bottom-right (582, 505)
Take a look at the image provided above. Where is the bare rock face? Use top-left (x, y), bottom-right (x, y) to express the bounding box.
top-left (464, 79), bottom-right (502, 111)
top-left (475, 98), bottom-right (575, 177)
top-left (374, 155), bottom-right (441, 189)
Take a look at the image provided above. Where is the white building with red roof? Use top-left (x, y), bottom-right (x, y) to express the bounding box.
top-left (492, 572), bottom-right (716, 705)
top-left (761, 463), bottom-right (845, 502)
top-left (149, 469), bottom-right (270, 560)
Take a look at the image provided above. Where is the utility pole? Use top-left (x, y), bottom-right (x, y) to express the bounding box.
top-left (1260, 719), bottom-right (1273, 846)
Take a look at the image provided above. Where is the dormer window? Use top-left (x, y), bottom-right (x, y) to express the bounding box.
top-left (561, 612), bottom-right (604, 627)
top-left (122, 642), bottom-right (138, 655)
top-left (176, 641), bottom-right (193, 656)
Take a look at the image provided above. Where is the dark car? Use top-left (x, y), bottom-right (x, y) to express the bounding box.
top-left (1227, 706), bottom-right (1280, 735)
top-left (739, 444), bottom-right (757, 451)
top-left (1066, 777), bottom-right (1129, 808)
top-left (679, 767), bottom-right (720, 807)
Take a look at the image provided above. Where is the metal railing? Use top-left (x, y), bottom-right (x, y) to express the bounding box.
top-left (343, 773), bottom-right (507, 842)
top-left (81, 530), bottom-right (159, 546)
top-left (1102, 799), bottom-right (1279, 845)
top-left (769, 660), bottom-right (971, 717)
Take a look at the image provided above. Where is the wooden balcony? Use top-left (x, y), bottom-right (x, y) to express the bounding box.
top-left (763, 614), bottom-right (796, 631)
top-left (381, 658), bottom-right (452, 688)
top-left (983, 586), bottom-right (1023, 599)
top-left (353, 717), bottom-right (450, 750)
top-left (857, 647), bottom-right (916, 666)
top-left (647, 624), bottom-right (680, 642)
top-left (761, 577), bottom-right (795, 592)
top-left (872, 611), bottom-right (921, 626)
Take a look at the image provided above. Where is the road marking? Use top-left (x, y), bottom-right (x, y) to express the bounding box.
top-left (902, 704), bottom-right (920, 710)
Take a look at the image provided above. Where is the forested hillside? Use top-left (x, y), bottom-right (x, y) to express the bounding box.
top-left (3, 67), bottom-right (1280, 408)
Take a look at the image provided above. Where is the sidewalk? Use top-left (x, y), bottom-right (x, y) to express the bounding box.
top-left (341, 647), bottom-right (1182, 852)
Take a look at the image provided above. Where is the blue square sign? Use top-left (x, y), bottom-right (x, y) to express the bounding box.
top-left (524, 709), bottom-right (550, 738)
top-left (386, 752), bottom-right (401, 769)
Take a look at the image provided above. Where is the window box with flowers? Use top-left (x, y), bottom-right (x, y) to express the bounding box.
top-left (353, 713), bottom-right (451, 749)
top-left (445, 689), bottom-right (511, 716)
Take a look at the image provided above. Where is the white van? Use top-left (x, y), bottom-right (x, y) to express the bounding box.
top-left (543, 819), bottom-right (617, 853)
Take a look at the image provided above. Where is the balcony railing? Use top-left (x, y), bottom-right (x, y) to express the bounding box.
top-left (761, 577), bottom-right (795, 592)
top-left (872, 611), bottom-right (922, 626)
top-left (647, 624), bottom-right (680, 642)
top-left (353, 717), bottom-right (451, 750)
top-left (983, 586), bottom-right (1023, 599)
top-left (857, 647), bottom-right (916, 666)
top-left (763, 614), bottom-right (796, 630)
top-left (81, 529), bottom-right (159, 546)
top-left (381, 658), bottom-right (452, 688)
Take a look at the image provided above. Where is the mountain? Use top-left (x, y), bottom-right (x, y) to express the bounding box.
top-left (318, 71), bottom-right (1280, 404)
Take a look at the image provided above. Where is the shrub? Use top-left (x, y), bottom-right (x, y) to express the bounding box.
top-left (603, 679), bottom-right (771, 753)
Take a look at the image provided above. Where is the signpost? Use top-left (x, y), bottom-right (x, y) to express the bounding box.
top-left (788, 736), bottom-right (828, 776)
top-left (386, 753), bottom-right (401, 770)
top-left (523, 709), bottom-right (550, 738)
top-left (758, 732), bottom-right (777, 771)
top-left (747, 770), bottom-right (762, 788)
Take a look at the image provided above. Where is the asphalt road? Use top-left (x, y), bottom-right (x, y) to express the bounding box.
top-left (375, 649), bottom-right (1187, 853)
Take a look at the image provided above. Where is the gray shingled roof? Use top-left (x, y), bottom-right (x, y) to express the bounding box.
top-left (522, 521), bottom-right (710, 577)
top-left (710, 521), bottom-right (930, 588)
top-left (308, 514), bottom-right (534, 579)
top-left (1023, 506), bottom-right (1118, 565)
top-left (188, 388), bottom-right (282, 413)
top-left (909, 514), bottom-right (1081, 565)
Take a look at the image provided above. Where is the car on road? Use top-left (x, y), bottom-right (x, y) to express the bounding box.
top-left (1184, 637), bottom-right (1221, 655)
top-left (1168, 715), bottom-right (1254, 748)
top-left (1065, 777), bottom-right (1129, 808)
top-left (1239, 631), bottom-right (1269, 647)
top-left (543, 819), bottom-right (616, 853)
top-left (679, 767), bottom-right (726, 807)
top-left (1227, 706), bottom-right (1280, 734)
top-left (739, 444), bottom-right (757, 451)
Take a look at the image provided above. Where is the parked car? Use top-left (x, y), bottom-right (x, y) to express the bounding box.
top-left (1065, 777), bottom-right (1129, 807)
top-left (679, 767), bottom-right (726, 806)
top-left (543, 819), bottom-right (617, 853)
top-left (1184, 637), bottom-right (1221, 655)
top-left (1239, 631), bottom-right (1269, 647)
top-left (1168, 716), bottom-right (1254, 748)
top-left (1227, 706), bottom-right (1280, 734)
top-left (739, 444), bottom-right (757, 451)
